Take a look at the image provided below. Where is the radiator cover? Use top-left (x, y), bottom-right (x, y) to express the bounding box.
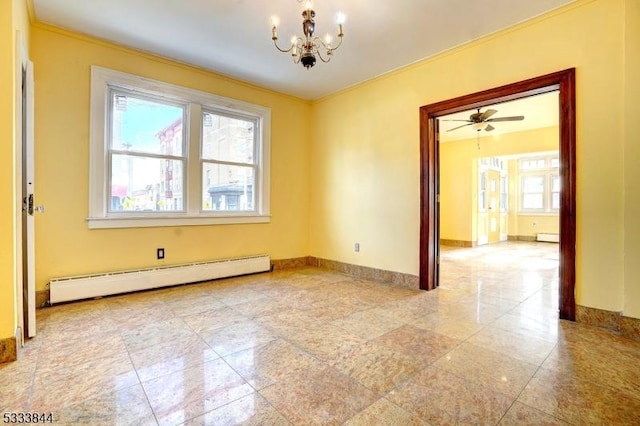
top-left (49, 255), bottom-right (270, 304)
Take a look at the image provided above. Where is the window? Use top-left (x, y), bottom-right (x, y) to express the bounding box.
top-left (519, 154), bottom-right (559, 213)
top-left (89, 67), bottom-right (270, 228)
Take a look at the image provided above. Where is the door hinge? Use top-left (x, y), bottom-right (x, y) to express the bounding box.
top-left (27, 194), bottom-right (34, 215)
top-left (436, 194), bottom-right (440, 203)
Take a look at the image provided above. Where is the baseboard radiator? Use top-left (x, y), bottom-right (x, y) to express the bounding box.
top-left (537, 233), bottom-right (560, 243)
top-left (49, 255), bottom-right (270, 304)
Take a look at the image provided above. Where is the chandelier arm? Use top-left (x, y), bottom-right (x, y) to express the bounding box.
top-left (316, 50), bottom-right (330, 63)
top-left (273, 38), bottom-right (294, 53)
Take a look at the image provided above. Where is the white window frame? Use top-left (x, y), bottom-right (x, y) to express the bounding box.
top-left (518, 154), bottom-right (559, 214)
top-left (88, 66), bottom-right (271, 229)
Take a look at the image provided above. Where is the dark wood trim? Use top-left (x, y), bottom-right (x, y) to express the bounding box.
top-left (419, 68), bottom-right (576, 320)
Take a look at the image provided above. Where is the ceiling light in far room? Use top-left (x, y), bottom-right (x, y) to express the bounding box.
top-left (271, 0), bottom-right (345, 69)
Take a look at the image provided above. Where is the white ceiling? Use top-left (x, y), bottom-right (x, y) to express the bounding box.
top-left (439, 91), bottom-right (560, 142)
top-left (33, 0), bottom-right (574, 100)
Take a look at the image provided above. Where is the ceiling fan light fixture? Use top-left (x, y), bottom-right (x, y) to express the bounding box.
top-left (271, 0), bottom-right (345, 69)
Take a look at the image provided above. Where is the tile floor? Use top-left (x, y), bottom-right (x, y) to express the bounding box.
top-left (2, 242), bottom-right (640, 425)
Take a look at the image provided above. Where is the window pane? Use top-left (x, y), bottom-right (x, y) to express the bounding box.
top-left (110, 155), bottom-right (184, 212)
top-left (550, 157), bottom-right (560, 168)
top-left (202, 163), bottom-right (254, 211)
top-left (552, 193), bottom-right (560, 209)
top-left (202, 113), bottom-right (255, 164)
top-left (551, 175), bottom-right (561, 192)
top-left (111, 93), bottom-right (183, 156)
top-left (523, 193), bottom-right (544, 209)
top-left (522, 176), bottom-right (544, 193)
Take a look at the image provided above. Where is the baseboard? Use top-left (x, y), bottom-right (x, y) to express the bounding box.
top-left (0, 331), bottom-right (18, 364)
top-left (620, 316), bottom-right (640, 342)
top-left (440, 239), bottom-right (476, 247)
top-left (36, 289), bottom-right (49, 308)
top-left (271, 257), bottom-right (313, 270)
top-left (308, 257), bottom-right (419, 289)
top-left (507, 235), bottom-right (537, 242)
top-left (576, 305), bottom-right (640, 342)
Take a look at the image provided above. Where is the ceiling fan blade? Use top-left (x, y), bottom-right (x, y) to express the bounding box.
top-left (446, 123), bottom-right (473, 132)
top-left (479, 109), bottom-right (498, 121)
top-left (485, 124), bottom-right (495, 132)
top-left (486, 115), bottom-right (525, 122)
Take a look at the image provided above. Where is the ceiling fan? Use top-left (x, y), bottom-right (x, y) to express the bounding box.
top-left (443, 108), bottom-right (524, 132)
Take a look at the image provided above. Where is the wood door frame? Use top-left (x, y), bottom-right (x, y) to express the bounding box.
top-left (419, 68), bottom-right (576, 320)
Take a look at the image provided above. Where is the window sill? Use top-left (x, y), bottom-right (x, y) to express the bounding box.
top-left (517, 212), bottom-right (559, 217)
top-left (87, 214), bottom-right (271, 229)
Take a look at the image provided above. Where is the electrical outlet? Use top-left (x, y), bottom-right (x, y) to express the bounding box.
top-left (354, 243), bottom-right (360, 252)
top-left (157, 248), bottom-right (165, 259)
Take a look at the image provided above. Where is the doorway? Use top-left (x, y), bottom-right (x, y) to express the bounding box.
top-left (419, 69), bottom-right (576, 320)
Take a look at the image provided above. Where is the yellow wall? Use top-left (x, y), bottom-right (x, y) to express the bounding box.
top-left (310, 0), bottom-right (631, 313)
top-left (0, 0), bottom-right (30, 341)
top-left (624, 0), bottom-right (640, 318)
top-left (30, 25), bottom-right (311, 291)
top-left (440, 126), bottom-right (559, 243)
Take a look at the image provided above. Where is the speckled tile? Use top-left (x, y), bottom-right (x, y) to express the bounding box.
top-left (0, 354), bottom-right (37, 411)
top-left (299, 298), bottom-right (364, 321)
top-left (373, 325), bottom-right (461, 365)
top-left (206, 286), bottom-right (268, 306)
top-left (53, 383), bottom-right (156, 425)
top-left (518, 366), bottom-right (640, 425)
top-left (161, 293), bottom-right (226, 317)
top-left (182, 392), bottom-right (289, 425)
top-left (106, 301), bottom-right (176, 331)
top-left (542, 337), bottom-right (640, 401)
top-left (412, 312), bottom-right (485, 340)
top-left (142, 357), bottom-right (254, 426)
top-left (284, 322), bottom-right (366, 360)
top-left (129, 333), bottom-right (218, 382)
top-left (328, 341), bottom-right (422, 394)
top-left (30, 351), bottom-right (139, 411)
top-left (387, 366), bottom-right (513, 425)
top-left (37, 304), bottom-right (119, 344)
top-left (259, 364), bottom-right (378, 426)
top-left (331, 309), bottom-right (405, 340)
top-left (201, 320), bottom-right (278, 357)
top-left (231, 297), bottom-right (293, 319)
top-left (432, 342), bottom-right (538, 398)
top-left (36, 331), bottom-right (128, 373)
top-left (223, 339), bottom-right (320, 390)
top-left (344, 397), bottom-right (429, 426)
top-left (121, 317), bottom-right (197, 353)
top-left (181, 306), bottom-right (249, 336)
top-left (466, 325), bottom-right (556, 365)
top-left (499, 402), bottom-right (568, 425)
top-left (491, 313), bottom-right (559, 343)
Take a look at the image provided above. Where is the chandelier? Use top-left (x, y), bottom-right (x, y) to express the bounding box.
top-left (271, 0), bottom-right (344, 69)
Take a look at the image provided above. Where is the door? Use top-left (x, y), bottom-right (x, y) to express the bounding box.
top-left (21, 59), bottom-right (36, 338)
top-left (488, 169), bottom-right (500, 243)
top-left (477, 169), bottom-right (489, 245)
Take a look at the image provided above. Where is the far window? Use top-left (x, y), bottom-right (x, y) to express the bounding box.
top-left (519, 154), bottom-right (559, 213)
